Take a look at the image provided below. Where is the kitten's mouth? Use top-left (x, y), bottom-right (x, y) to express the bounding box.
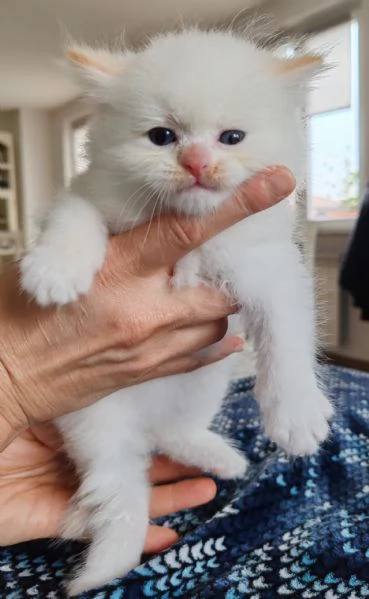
top-left (179, 180), bottom-right (219, 192)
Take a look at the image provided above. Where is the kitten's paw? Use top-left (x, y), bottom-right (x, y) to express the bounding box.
top-left (66, 573), bottom-right (105, 597)
top-left (263, 388), bottom-right (333, 456)
top-left (212, 447), bottom-right (248, 480)
top-left (67, 574), bottom-right (107, 597)
top-left (67, 576), bottom-right (92, 598)
top-left (66, 554), bottom-right (140, 596)
top-left (162, 432), bottom-right (248, 480)
top-left (20, 243), bottom-right (105, 306)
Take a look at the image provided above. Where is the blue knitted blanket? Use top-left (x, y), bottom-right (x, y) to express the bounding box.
top-left (1, 365), bottom-right (369, 598)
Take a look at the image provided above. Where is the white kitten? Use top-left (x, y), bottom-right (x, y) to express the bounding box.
top-left (20, 29), bottom-right (333, 595)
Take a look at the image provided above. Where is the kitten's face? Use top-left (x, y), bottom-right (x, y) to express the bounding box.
top-left (75, 31), bottom-right (319, 215)
top-left (121, 123), bottom-right (252, 216)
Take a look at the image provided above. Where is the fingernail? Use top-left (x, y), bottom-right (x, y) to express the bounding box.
top-left (267, 167), bottom-right (296, 199)
top-left (233, 339), bottom-right (245, 352)
top-left (225, 336), bottom-right (244, 353)
top-left (229, 302), bottom-right (241, 314)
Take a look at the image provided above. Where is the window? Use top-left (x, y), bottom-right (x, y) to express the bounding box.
top-left (306, 21), bottom-right (359, 221)
top-left (71, 117), bottom-right (90, 176)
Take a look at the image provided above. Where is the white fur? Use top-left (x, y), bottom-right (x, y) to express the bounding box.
top-left (20, 29), bottom-right (333, 595)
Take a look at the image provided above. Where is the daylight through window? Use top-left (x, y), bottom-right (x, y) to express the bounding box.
top-left (306, 20), bottom-right (359, 221)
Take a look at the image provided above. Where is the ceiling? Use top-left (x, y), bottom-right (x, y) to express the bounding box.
top-left (0, 0), bottom-right (264, 110)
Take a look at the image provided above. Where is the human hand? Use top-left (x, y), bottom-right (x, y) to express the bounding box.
top-left (0, 167), bottom-right (295, 448)
top-left (0, 425), bottom-right (216, 550)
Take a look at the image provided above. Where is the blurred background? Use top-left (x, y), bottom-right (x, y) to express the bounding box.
top-left (0, 0), bottom-right (367, 370)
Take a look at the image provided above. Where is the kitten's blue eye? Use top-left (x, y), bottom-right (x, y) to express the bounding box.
top-left (148, 127), bottom-right (177, 146)
top-left (219, 130), bottom-right (246, 145)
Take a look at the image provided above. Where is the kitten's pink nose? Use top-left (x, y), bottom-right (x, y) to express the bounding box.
top-left (180, 145), bottom-right (211, 181)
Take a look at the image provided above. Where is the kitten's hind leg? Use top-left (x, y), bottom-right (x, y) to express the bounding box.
top-left (57, 401), bottom-right (150, 597)
top-left (65, 450), bottom-right (149, 597)
top-left (239, 244), bottom-right (333, 456)
top-left (153, 358), bottom-right (247, 480)
top-left (158, 429), bottom-right (248, 480)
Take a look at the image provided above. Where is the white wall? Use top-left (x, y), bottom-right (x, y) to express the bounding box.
top-left (18, 109), bottom-right (53, 246)
top-left (262, 0), bottom-right (358, 29)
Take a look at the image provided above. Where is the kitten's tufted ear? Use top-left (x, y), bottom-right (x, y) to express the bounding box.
top-left (65, 44), bottom-right (131, 100)
top-left (274, 53), bottom-right (324, 85)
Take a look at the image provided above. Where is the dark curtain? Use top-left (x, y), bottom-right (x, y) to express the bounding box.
top-left (340, 185), bottom-right (369, 320)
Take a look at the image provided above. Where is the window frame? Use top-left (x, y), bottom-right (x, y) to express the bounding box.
top-left (70, 116), bottom-right (90, 177)
top-left (63, 106), bottom-right (92, 186)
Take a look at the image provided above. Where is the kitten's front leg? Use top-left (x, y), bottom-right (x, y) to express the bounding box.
top-left (20, 192), bottom-right (107, 306)
top-left (239, 244), bottom-right (333, 456)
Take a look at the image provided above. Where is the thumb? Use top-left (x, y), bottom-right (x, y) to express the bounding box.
top-left (130, 166), bottom-right (295, 273)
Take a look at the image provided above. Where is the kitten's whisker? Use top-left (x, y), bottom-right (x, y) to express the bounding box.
top-left (127, 197), bottom-right (154, 234)
top-left (142, 191), bottom-right (162, 248)
top-left (152, 185), bottom-right (171, 265)
top-left (115, 182), bottom-right (151, 226)
top-left (127, 185), bottom-right (160, 237)
top-left (115, 181), bottom-right (154, 233)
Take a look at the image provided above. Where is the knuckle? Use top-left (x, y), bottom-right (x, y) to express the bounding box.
top-left (104, 309), bottom-right (122, 332)
top-left (106, 308), bottom-right (158, 349)
top-left (105, 314), bottom-right (136, 347)
top-left (176, 291), bottom-right (227, 327)
top-left (167, 218), bottom-right (200, 251)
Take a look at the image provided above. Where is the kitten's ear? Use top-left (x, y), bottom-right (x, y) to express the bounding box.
top-left (65, 43), bottom-right (131, 100)
top-left (274, 53), bottom-right (324, 85)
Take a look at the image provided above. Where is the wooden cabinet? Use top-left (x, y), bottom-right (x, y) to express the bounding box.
top-left (0, 132), bottom-right (22, 270)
